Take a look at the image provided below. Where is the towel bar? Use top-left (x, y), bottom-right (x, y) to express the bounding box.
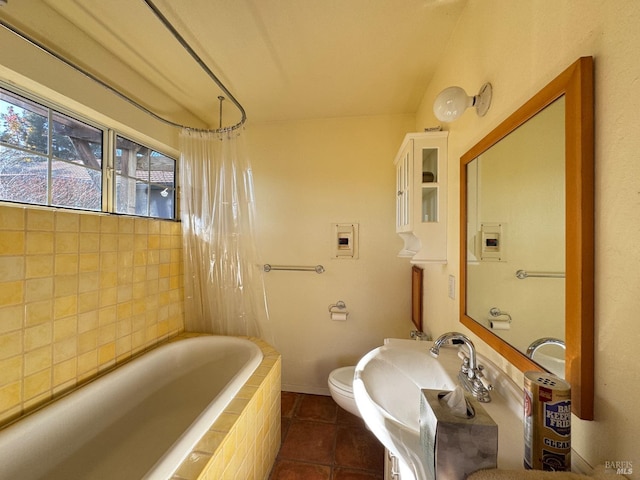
top-left (263, 264), bottom-right (325, 274)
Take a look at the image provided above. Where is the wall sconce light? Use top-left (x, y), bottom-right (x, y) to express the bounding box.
top-left (433, 83), bottom-right (492, 122)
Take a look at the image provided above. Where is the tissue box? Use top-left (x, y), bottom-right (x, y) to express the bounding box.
top-left (420, 389), bottom-right (498, 480)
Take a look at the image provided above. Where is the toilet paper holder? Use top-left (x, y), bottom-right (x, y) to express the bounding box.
top-left (489, 307), bottom-right (512, 323)
top-left (328, 301), bottom-right (349, 319)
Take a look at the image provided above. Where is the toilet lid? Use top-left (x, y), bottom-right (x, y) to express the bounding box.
top-left (329, 366), bottom-right (356, 393)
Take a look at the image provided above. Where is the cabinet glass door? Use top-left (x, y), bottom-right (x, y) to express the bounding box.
top-left (421, 148), bottom-right (438, 223)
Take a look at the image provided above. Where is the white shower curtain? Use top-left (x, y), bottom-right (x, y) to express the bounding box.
top-left (179, 128), bottom-right (271, 340)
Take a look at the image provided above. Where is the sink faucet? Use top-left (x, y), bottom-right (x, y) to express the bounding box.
top-left (430, 332), bottom-right (492, 402)
top-left (526, 337), bottom-right (565, 359)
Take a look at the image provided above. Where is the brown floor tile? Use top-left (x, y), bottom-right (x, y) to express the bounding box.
top-left (332, 467), bottom-right (384, 480)
top-left (295, 394), bottom-right (338, 423)
top-left (281, 391), bottom-right (300, 418)
top-left (269, 459), bottom-right (331, 480)
top-left (336, 406), bottom-right (365, 427)
top-left (281, 417), bottom-right (291, 445)
top-left (279, 420), bottom-right (337, 464)
top-left (270, 393), bottom-right (384, 479)
top-left (335, 425), bottom-right (384, 471)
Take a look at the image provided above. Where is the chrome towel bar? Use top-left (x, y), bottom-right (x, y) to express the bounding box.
top-left (515, 269), bottom-right (565, 279)
top-left (263, 264), bottom-right (325, 274)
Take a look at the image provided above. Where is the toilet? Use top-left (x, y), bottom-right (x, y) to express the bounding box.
top-left (327, 276), bottom-right (424, 419)
top-left (328, 366), bottom-right (361, 417)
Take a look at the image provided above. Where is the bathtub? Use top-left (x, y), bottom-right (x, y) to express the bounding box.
top-left (0, 335), bottom-right (264, 480)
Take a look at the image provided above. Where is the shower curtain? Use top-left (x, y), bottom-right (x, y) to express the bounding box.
top-left (179, 128), bottom-right (271, 340)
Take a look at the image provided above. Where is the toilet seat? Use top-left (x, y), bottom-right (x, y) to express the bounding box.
top-left (328, 366), bottom-right (361, 418)
top-left (329, 366), bottom-right (356, 397)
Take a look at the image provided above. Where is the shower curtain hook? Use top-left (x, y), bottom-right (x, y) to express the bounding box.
top-left (218, 96), bottom-right (225, 129)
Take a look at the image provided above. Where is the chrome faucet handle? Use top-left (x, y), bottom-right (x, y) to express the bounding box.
top-left (475, 365), bottom-right (494, 391)
top-left (457, 350), bottom-right (470, 375)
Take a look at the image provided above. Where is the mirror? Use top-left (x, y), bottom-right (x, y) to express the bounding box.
top-left (460, 57), bottom-right (594, 420)
top-left (466, 97), bottom-right (566, 367)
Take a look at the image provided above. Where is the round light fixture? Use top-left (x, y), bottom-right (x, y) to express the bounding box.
top-left (433, 82), bottom-right (492, 122)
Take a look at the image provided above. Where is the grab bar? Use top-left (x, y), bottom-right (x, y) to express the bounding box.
top-left (516, 269), bottom-right (565, 279)
top-left (263, 264), bottom-right (325, 274)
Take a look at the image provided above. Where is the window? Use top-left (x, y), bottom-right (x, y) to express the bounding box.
top-left (0, 85), bottom-right (177, 219)
top-left (115, 136), bottom-right (176, 219)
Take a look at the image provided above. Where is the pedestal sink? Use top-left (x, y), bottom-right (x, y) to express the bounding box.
top-left (353, 339), bottom-right (524, 480)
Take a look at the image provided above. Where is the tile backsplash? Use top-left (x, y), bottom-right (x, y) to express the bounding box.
top-left (0, 204), bottom-right (185, 425)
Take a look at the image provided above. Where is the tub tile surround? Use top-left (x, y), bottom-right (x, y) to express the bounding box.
top-left (169, 333), bottom-right (282, 480)
top-left (0, 203), bottom-right (185, 425)
top-left (0, 202), bottom-right (282, 479)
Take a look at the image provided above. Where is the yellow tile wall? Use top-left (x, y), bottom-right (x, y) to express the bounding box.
top-left (0, 203), bottom-right (185, 425)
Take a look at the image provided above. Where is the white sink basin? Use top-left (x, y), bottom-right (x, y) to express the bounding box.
top-left (353, 339), bottom-right (525, 480)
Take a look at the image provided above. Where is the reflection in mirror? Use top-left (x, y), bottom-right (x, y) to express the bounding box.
top-left (460, 57), bottom-right (594, 420)
top-left (466, 98), bottom-right (566, 377)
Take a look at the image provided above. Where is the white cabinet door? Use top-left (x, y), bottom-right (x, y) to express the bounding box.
top-left (395, 139), bottom-right (412, 233)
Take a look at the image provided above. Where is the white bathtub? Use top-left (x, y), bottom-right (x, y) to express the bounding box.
top-left (0, 335), bottom-right (263, 480)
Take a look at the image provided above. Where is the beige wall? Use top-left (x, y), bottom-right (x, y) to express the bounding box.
top-left (246, 115), bottom-right (417, 393)
top-left (415, 0), bottom-right (640, 473)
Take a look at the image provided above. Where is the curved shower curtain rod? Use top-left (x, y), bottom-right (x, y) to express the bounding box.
top-left (0, 0), bottom-right (247, 133)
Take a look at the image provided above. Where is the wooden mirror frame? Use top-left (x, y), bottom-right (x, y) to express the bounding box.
top-left (411, 265), bottom-right (424, 332)
top-left (460, 57), bottom-right (594, 420)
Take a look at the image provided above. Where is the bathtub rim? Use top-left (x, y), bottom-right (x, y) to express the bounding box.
top-left (0, 333), bottom-right (258, 433)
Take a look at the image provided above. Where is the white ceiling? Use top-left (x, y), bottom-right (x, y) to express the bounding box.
top-left (0, 0), bottom-right (467, 129)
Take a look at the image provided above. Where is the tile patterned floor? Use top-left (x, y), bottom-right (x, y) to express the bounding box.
top-left (269, 392), bottom-right (384, 480)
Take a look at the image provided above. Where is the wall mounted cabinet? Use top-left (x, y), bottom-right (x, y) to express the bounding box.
top-left (394, 131), bottom-right (448, 263)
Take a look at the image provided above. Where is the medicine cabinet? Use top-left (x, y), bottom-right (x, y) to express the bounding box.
top-left (394, 131), bottom-right (448, 263)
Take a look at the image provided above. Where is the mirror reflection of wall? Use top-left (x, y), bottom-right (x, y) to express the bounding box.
top-left (466, 97), bottom-right (566, 367)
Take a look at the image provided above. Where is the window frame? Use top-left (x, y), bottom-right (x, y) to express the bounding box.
top-left (0, 81), bottom-right (178, 221)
